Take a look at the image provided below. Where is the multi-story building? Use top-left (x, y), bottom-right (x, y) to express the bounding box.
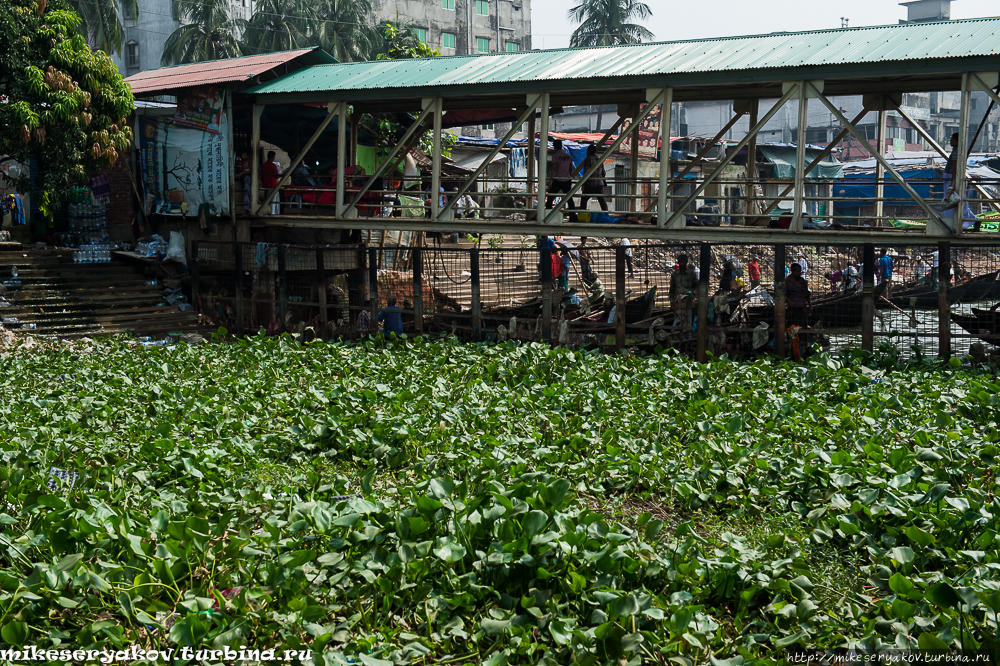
top-left (373, 0), bottom-right (531, 56)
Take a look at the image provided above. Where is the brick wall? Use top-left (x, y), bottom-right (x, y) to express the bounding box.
top-left (106, 153), bottom-right (135, 240)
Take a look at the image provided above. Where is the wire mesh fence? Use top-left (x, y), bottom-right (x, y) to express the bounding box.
top-left (188, 238), bottom-right (1000, 359)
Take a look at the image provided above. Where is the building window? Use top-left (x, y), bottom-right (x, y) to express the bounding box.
top-left (506, 42), bottom-right (519, 52)
top-left (442, 0), bottom-right (454, 9)
top-left (477, 37), bottom-right (490, 53)
top-left (481, 123), bottom-right (494, 130)
top-left (416, 28), bottom-right (426, 43)
top-left (476, 0), bottom-right (488, 15)
top-left (126, 42), bottom-right (139, 69)
top-left (442, 32), bottom-right (456, 49)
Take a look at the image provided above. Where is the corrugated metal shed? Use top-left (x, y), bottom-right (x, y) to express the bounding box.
top-left (246, 18), bottom-right (1000, 99)
top-left (126, 47), bottom-right (338, 96)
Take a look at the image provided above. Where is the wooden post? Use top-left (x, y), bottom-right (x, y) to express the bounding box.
top-left (541, 246), bottom-right (552, 342)
top-left (615, 245), bottom-right (625, 351)
top-left (861, 243), bottom-right (875, 351)
top-left (774, 244), bottom-right (786, 357)
top-left (234, 242), bottom-right (245, 336)
top-left (277, 244), bottom-right (288, 334)
top-left (939, 241), bottom-right (951, 358)
top-left (412, 248), bottom-right (423, 335)
top-left (368, 247), bottom-right (378, 330)
top-left (431, 97), bottom-right (443, 220)
top-left (316, 248), bottom-right (328, 336)
top-left (190, 240), bottom-right (199, 317)
top-left (696, 243), bottom-right (710, 362)
top-left (471, 248), bottom-right (481, 341)
top-left (336, 101), bottom-right (347, 217)
top-left (226, 92), bottom-right (236, 241)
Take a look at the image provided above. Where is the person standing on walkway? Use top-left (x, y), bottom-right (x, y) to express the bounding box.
top-left (357, 301), bottom-right (371, 337)
top-left (546, 140), bottom-right (577, 221)
top-left (261, 151), bottom-right (282, 215)
top-left (621, 237), bottom-right (635, 278)
top-left (795, 252), bottom-right (809, 277)
top-left (878, 248), bottom-right (895, 298)
top-left (579, 144), bottom-right (609, 213)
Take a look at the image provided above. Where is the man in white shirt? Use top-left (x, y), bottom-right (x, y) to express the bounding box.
top-left (621, 238), bottom-right (635, 278)
top-left (795, 252), bottom-right (808, 276)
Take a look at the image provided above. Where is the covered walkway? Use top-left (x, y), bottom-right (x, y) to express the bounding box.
top-left (240, 17), bottom-right (1000, 244)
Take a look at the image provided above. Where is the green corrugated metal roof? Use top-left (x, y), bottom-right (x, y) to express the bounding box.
top-left (246, 17), bottom-right (1000, 99)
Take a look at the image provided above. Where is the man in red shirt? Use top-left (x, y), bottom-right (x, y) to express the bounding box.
top-left (747, 255), bottom-right (761, 289)
top-left (261, 150), bottom-right (281, 215)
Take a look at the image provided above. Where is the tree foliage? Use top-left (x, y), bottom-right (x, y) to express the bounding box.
top-left (67, 0), bottom-right (139, 56)
top-left (373, 21), bottom-right (440, 61)
top-left (0, 0), bottom-right (134, 216)
top-left (161, 0), bottom-right (243, 65)
top-left (568, 0), bottom-right (655, 47)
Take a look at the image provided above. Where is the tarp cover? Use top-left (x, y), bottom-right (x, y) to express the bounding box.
top-left (759, 146), bottom-right (843, 180)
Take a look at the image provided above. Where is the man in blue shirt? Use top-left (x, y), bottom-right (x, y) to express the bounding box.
top-left (378, 297), bottom-right (404, 337)
top-left (878, 248), bottom-right (895, 298)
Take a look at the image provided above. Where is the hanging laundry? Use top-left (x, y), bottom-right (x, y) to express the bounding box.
top-left (2, 195), bottom-right (26, 226)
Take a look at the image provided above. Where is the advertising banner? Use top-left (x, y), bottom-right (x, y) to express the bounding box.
top-left (620, 104), bottom-right (662, 158)
top-left (174, 87), bottom-right (224, 134)
top-left (138, 114), bottom-right (230, 216)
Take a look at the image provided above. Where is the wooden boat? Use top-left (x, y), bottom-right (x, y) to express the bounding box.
top-left (742, 282), bottom-right (885, 328)
top-left (889, 270), bottom-right (1000, 309)
top-left (951, 306), bottom-right (1000, 343)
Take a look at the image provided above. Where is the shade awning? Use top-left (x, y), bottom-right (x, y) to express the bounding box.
top-left (451, 152), bottom-right (508, 171)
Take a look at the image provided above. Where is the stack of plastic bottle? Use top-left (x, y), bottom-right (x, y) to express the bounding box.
top-left (136, 236), bottom-right (167, 258)
top-left (68, 186), bottom-right (112, 264)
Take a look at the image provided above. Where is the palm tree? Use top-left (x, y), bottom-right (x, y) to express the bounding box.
top-left (162, 0), bottom-right (243, 65)
top-left (68, 0), bottom-right (139, 55)
top-left (567, 0), bottom-right (654, 48)
top-left (241, 0), bottom-right (316, 55)
top-left (312, 0), bottom-right (377, 62)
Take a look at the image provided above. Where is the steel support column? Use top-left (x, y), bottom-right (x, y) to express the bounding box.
top-left (250, 105), bottom-right (262, 221)
top-left (774, 244), bottom-right (786, 357)
top-left (527, 111), bottom-right (536, 211)
top-left (696, 243), bottom-right (710, 362)
top-left (743, 99), bottom-right (759, 225)
top-left (861, 243), bottom-right (875, 351)
top-left (190, 241), bottom-right (199, 316)
top-left (336, 101), bottom-right (348, 217)
top-left (939, 241), bottom-right (951, 358)
top-left (955, 74), bottom-right (972, 235)
top-left (793, 83), bottom-right (808, 232)
top-left (536, 93), bottom-right (551, 222)
top-left (657, 88), bottom-right (673, 228)
top-left (875, 100), bottom-right (887, 226)
top-left (431, 97), bottom-right (443, 220)
top-left (629, 104), bottom-right (640, 213)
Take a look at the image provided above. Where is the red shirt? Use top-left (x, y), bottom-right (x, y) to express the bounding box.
top-left (262, 160), bottom-right (279, 189)
top-left (748, 261), bottom-right (761, 280)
